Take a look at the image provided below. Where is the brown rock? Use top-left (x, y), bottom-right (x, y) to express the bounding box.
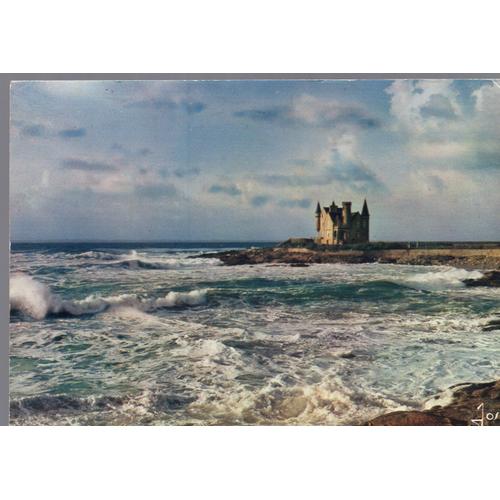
top-left (367, 411), bottom-right (461, 426)
top-left (196, 245), bottom-right (500, 269)
top-left (366, 380), bottom-right (500, 426)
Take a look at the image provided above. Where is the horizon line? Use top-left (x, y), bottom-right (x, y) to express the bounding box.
top-left (10, 239), bottom-right (500, 244)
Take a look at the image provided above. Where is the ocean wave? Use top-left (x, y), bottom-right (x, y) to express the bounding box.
top-left (9, 390), bottom-right (196, 425)
top-left (78, 250), bottom-right (221, 270)
top-left (9, 273), bottom-right (208, 320)
top-left (397, 267), bottom-right (483, 291)
top-left (108, 258), bottom-right (220, 270)
top-left (9, 393), bottom-right (139, 421)
top-left (71, 250), bottom-right (118, 260)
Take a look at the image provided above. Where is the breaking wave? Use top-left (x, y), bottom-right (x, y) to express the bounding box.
top-left (9, 273), bottom-right (207, 320)
top-left (397, 267), bottom-right (483, 291)
top-left (71, 250), bottom-right (117, 260)
top-left (77, 250), bottom-right (221, 270)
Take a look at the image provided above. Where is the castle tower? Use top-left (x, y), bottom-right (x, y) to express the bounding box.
top-left (315, 201), bottom-right (321, 232)
top-left (361, 199), bottom-right (370, 242)
top-left (362, 199), bottom-right (369, 217)
top-left (342, 201), bottom-right (352, 226)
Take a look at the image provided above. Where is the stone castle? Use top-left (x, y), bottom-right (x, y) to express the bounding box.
top-left (315, 199), bottom-right (370, 245)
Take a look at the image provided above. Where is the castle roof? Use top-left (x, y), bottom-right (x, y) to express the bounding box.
top-left (362, 199), bottom-right (369, 216)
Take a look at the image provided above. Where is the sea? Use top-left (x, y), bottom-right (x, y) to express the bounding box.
top-left (9, 242), bottom-right (500, 425)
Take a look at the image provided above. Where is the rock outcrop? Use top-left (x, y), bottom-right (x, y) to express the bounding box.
top-left (367, 380), bottom-right (500, 426)
top-left (198, 245), bottom-right (500, 270)
top-left (463, 270), bottom-right (500, 287)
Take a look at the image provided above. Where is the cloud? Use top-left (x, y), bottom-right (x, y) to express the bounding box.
top-left (469, 151), bottom-right (500, 170)
top-left (19, 123), bottom-right (46, 137)
top-left (250, 195), bottom-right (271, 207)
top-left (111, 143), bottom-right (152, 158)
top-left (182, 101), bottom-right (206, 114)
top-left (234, 106), bottom-right (288, 123)
top-left (289, 159), bottom-right (314, 167)
top-left (257, 173), bottom-right (316, 187)
top-left (256, 162), bottom-right (386, 194)
top-left (129, 98), bottom-right (176, 110)
top-left (420, 94), bottom-right (457, 120)
top-left (173, 166), bottom-right (200, 178)
top-left (234, 95), bottom-right (380, 130)
top-left (278, 198), bottom-right (312, 208)
top-left (327, 161), bottom-right (387, 193)
top-left (428, 175), bottom-right (446, 193)
top-left (208, 184), bottom-right (242, 196)
top-left (58, 127), bottom-right (87, 138)
top-left (61, 158), bottom-right (117, 172)
top-left (128, 97), bottom-right (206, 114)
top-left (409, 140), bottom-right (470, 159)
top-left (386, 80), bottom-right (461, 135)
top-left (16, 121), bottom-right (88, 140)
top-left (134, 184), bottom-right (178, 199)
top-left (387, 80), bottom-right (500, 170)
top-left (138, 148), bottom-right (151, 157)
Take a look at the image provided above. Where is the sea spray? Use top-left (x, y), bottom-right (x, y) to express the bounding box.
top-left (9, 273), bottom-right (208, 320)
top-left (75, 249), bottom-right (222, 270)
top-left (398, 267), bottom-right (483, 291)
top-left (10, 273), bottom-right (59, 320)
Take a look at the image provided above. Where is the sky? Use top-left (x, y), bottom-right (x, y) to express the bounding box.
top-left (10, 79), bottom-right (500, 242)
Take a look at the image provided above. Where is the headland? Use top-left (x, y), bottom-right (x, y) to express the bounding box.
top-left (201, 239), bottom-right (500, 272)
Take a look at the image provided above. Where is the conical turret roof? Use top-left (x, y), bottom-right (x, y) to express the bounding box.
top-left (315, 201), bottom-right (321, 214)
top-left (362, 199), bottom-right (369, 216)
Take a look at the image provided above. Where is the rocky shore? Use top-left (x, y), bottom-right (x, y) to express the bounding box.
top-left (366, 380), bottom-right (500, 426)
top-left (197, 242), bottom-right (500, 426)
top-left (201, 244), bottom-right (500, 271)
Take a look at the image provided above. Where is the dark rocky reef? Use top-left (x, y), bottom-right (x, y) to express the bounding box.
top-left (203, 247), bottom-right (374, 266)
top-left (198, 241), bottom-right (500, 270)
top-left (367, 380), bottom-right (500, 426)
top-left (463, 270), bottom-right (500, 287)
top-left (482, 314), bottom-right (500, 332)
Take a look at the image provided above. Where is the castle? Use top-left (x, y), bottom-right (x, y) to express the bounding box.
top-left (315, 199), bottom-right (370, 245)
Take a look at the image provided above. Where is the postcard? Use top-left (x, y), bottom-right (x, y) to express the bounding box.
top-left (9, 79), bottom-right (500, 425)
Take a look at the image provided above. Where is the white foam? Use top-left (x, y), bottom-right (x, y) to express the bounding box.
top-left (154, 289), bottom-right (207, 307)
top-left (10, 273), bottom-right (57, 320)
top-left (72, 249), bottom-right (221, 269)
top-left (72, 250), bottom-right (116, 260)
top-left (173, 338), bottom-right (226, 358)
top-left (400, 267), bottom-right (483, 291)
top-left (9, 273), bottom-right (208, 320)
top-left (105, 306), bottom-right (161, 323)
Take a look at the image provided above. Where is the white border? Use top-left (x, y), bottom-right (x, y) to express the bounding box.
top-left (1, 427), bottom-right (498, 499)
top-left (2, 1), bottom-right (499, 497)
top-left (1, 1), bottom-right (499, 72)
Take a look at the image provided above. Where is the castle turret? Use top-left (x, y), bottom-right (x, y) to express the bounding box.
top-left (362, 199), bottom-right (369, 217)
top-left (361, 199), bottom-right (369, 242)
top-left (315, 201), bottom-right (321, 232)
top-left (342, 201), bottom-right (352, 226)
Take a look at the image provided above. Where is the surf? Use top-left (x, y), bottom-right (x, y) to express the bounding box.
top-left (397, 267), bottom-right (483, 291)
top-left (9, 273), bottom-right (208, 320)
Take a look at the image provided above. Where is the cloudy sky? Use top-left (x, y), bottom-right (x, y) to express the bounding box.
top-left (10, 79), bottom-right (500, 242)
